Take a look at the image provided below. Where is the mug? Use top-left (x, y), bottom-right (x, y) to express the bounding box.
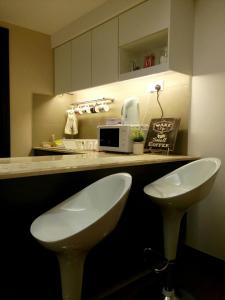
top-left (90, 105), bottom-right (99, 113)
top-left (98, 103), bottom-right (109, 112)
top-left (82, 105), bottom-right (91, 114)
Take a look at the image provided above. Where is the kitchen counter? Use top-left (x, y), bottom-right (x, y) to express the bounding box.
top-left (0, 151), bottom-right (197, 179)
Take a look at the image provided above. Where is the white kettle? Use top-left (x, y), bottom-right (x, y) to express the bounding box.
top-left (121, 97), bottom-right (140, 125)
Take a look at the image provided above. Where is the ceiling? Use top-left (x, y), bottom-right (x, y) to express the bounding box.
top-left (0, 0), bottom-right (108, 35)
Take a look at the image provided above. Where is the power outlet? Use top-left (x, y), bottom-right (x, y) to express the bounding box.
top-left (148, 80), bottom-right (164, 93)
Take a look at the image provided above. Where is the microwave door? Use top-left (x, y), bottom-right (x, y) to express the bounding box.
top-left (100, 128), bottom-right (119, 147)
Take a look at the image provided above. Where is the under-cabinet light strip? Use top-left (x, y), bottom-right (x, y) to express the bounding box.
top-left (72, 97), bottom-right (115, 105)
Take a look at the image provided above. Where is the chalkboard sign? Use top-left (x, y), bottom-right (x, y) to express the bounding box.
top-left (145, 118), bottom-right (180, 152)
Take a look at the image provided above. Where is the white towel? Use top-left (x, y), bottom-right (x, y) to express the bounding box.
top-left (64, 110), bottom-right (78, 135)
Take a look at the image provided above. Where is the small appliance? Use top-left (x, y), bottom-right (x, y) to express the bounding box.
top-left (121, 97), bottom-right (140, 125)
top-left (97, 124), bottom-right (148, 153)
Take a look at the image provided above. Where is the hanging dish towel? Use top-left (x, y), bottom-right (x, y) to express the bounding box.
top-left (64, 109), bottom-right (78, 135)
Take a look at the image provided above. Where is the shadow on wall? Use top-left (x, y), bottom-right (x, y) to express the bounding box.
top-left (176, 129), bottom-right (188, 155)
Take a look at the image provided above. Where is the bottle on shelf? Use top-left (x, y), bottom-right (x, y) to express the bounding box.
top-left (160, 46), bottom-right (168, 64)
top-left (129, 60), bottom-right (140, 71)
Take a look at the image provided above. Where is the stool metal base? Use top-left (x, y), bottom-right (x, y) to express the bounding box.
top-left (162, 288), bottom-right (196, 300)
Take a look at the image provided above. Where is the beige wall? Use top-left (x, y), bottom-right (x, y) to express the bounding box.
top-left (0, 21), bottom-right (53, 156)
top-left (187, 0), bottom-right (225, 260)
top-left (32, 94), bottom-right (72, 146)
top-left (32, 72), bottom-right (191, 154)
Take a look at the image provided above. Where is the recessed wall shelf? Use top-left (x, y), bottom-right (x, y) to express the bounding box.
top-left (119, 29), bottom-right (168, 77)
top-left (119, 62), bottom-right (169, 81)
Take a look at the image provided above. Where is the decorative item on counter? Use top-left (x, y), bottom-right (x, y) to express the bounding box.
top-left (144, 54), bottom-right (155, 68)
top-left (160, 46), bottom-right (168, 64)
top-left (143, 83), bottom-right (181, 153)
top-left (46, 135), bottom-right (63, 148)
top-left (53, 139), bottom-right (63, 147)
top-left (144, 118), bottom-right (180, 153)
top-left (130, 127), bottom-right (145, 155)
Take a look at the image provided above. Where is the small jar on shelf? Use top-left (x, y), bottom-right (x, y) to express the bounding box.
top-left (143, 54), bottom-right (155, 68)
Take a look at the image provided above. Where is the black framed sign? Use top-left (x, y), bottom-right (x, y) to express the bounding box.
top-left (144, 118), bottom-right (180, 152)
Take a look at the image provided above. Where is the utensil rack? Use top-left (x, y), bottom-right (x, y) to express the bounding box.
top-left (69, 97), bottom-right (115, 114)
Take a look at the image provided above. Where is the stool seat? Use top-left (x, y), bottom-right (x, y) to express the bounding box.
top-left (144, 157), bottom-right (221, 211)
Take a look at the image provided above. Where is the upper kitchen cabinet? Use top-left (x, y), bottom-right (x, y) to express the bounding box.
top-left (54, 41), bottom-right (71, 95)
top-left (71, 32), bottom-right (91, 91)
top-left (54, 0), bottom-right (193, 93)
top-left (119, 0), bottom-right (194, 80)
top-left (119, 0), bottom-right (169, 46)
top-left (92, 18), bottom-right (119, 87)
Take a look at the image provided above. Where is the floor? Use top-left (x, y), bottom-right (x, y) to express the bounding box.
top-left (175, 246), bottom-right (225, 300)
top-left (88, 246), bottom-right (225, 300)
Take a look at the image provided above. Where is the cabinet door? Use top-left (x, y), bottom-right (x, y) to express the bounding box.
top-left (54, 41), bottom-right (71, 95)
top-left (119, 0), bottom-right (170, 46)
top-left (71, 32), bottom-right (91, 91)
top-left (92, 17), bottom-right (118, 87)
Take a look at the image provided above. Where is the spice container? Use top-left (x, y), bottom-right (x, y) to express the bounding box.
top-left (144, 54), bottom-right (155, 68)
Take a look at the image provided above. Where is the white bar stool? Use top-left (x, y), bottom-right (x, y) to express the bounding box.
top-left (30, 173), bottom-right (132, 300)
top-left (144, 157), bottom-right (221, 300)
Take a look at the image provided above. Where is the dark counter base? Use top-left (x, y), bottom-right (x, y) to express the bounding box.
top-left (32, 148), bottom-right (79, 155)
top-left (0, 161), bottom-right (189, 300)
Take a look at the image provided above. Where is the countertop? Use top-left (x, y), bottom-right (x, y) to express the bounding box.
top-left (0, 151), bottom-right (197, 180)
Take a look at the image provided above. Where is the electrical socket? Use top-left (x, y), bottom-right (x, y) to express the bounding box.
top-left (148, 80), bottom-right (164, 93)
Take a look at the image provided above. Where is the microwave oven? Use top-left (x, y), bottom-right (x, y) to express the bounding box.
top-left (97, 124), bottom-right (148, 153)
